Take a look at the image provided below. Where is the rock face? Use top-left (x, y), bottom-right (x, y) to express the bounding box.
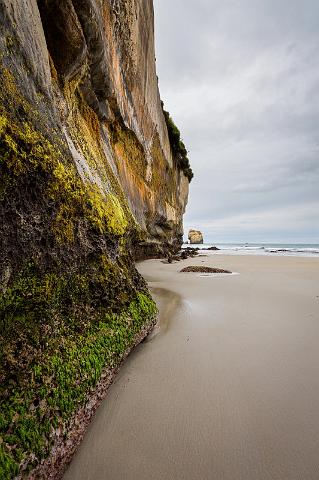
top-left (0, 0), bottom-right (189, 258)
top-left (188, 229), bottom-right (204, 244)
top-left (0, 1), bottom-right (190, 477)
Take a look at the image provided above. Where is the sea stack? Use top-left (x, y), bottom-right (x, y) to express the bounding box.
top-left (188, 229), bottom-right (203, 244)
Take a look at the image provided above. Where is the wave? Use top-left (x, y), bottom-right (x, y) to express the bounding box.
top-left (182, 243), bottom-right (319, 257)
top-left (264, 247), bottom-right (319, 254)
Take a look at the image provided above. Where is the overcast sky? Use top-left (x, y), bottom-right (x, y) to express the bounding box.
top-left (153, 0), bottom-right (319, 243)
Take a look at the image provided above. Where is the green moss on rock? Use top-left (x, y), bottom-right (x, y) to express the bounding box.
top-left (0, 290), bottom-right (156, 478)
top-left (0, 62), bottom-right (157, 478)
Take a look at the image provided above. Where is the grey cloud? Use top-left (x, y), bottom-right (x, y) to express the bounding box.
top-left (154, 0), bottom-right (319, 242)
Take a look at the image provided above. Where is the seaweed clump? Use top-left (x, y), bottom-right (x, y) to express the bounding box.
top-left (180, 266), bottom-right (232, 273)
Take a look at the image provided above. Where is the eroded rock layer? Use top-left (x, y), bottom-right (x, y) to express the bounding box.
top-left (0, 1), bottom-right (189, 477)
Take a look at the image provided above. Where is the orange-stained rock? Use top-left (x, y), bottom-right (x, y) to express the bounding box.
top-left (0, 0), bottom-right (189, 260)
top-left (0, 2), bottom-right (191, 476)
top-left (188, 229), bottom-right (204, 244)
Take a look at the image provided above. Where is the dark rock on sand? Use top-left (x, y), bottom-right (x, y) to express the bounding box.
top-left (182, 246), bottom-right (199, 254)
top-left (180, 266), bottom-right (232, 273)
top-left (163, 247), bottom-right (199, 264)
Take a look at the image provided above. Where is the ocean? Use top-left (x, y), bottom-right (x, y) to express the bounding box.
top-left (182, 243), bottom-right (319, 257)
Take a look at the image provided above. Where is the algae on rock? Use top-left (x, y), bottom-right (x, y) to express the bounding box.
top-left (0, 0), bottom-right (190, 477)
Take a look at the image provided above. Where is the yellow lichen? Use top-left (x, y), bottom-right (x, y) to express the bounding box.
top-left (0, 109), bottom-right (129, 242)
top-left (0, 115), bottom-right (7, 134)
top-left (48, 54), bottom-right (58, 83)
top-left (0, 62), bottom-right (135, 243)
top-left (79, 102), bottom-right (101, 141)
top-left (5, 35), bottom-right (15, 51)
top-left (112, 126), bottom-right (147, 180)
top-left (87, 189), bottom-right (128, 235)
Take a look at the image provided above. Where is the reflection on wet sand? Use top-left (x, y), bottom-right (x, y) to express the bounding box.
top-left (146, 287), bottom-right (182, 339)
top-left (64, 255), bottom-right (319, 480)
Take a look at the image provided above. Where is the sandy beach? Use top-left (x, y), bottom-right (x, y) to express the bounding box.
top-left (64, 255), bottom-right (319, 480)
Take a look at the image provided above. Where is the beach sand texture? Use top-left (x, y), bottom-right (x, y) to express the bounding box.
top-left (64, 255), bottom-right (319, 480)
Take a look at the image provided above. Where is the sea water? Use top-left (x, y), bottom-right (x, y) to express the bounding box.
top-left (182, 243), bottom-right (319, 257)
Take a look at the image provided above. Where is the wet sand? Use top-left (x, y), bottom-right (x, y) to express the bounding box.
top-left (64, 255), bottom-right (319, 480)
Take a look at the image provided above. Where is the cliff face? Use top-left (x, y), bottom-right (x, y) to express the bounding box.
top-left (1, 0), bottom-right (188, 257)
top-left (0, 1), bottom-right (189, 477)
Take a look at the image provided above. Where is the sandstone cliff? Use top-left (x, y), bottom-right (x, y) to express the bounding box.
top-left (0, 1), bottom-right (190, 477)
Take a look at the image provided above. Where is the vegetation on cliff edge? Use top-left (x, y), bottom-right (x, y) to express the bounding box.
top-left (161, 102), bottom-right (193, 182)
